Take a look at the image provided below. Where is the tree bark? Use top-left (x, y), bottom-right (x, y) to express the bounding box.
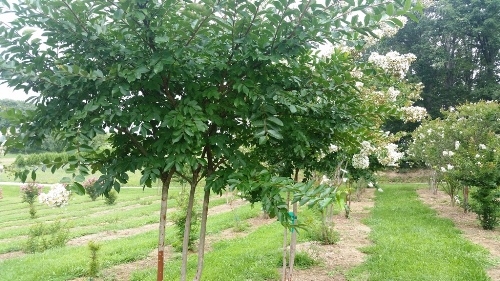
top-left (287, 202), bottom-right (298, 281)
top-left (157, 169), bottom-right (175, 281)
top-left (194, 187), bottom-right (211, 281)
top-left (285, 168), bottom-right (300, 280)
top-left (282, 192), bottom-right (290, 281)
top-left (181, 172), bottom-right (198, 281)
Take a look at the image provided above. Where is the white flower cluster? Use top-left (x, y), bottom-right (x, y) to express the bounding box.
top-left (350, 69), bottom-right (364, 79)
top-left (440, 164), bottom-right (454, 172)
top-left (368, 51), bottom-right (417, 79)
top-left (363, 17), bottom-right (408, 47)
top-left (39, 184), bottom-right (71, 208)
top-left (377, 143), bottom-right (404, 166)
top-left (352, 141), bottom-right (374, 169)
top-left (352, 153), bottom-right (370, 169)
top-left (401, 106), bottom-right (427, 123)
top-left (387, 87), bottom-right (400, 102)
top-left (329, 144), bottom-right (339, 153)
top-left (479, 144), bottom-right (487, 150)
top-left (442, 150), bottom-right (454, 157)
top-left (455, 141), bottom-right (460, 150)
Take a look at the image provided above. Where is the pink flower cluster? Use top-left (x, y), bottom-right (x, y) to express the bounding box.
top-left (20, 183), bottom-right (43, 195)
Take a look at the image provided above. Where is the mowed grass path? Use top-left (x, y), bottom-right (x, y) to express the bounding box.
top-left (349, 184), bottom-right (493, 281)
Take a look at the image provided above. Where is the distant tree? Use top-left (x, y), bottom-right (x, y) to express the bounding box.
top-left (0, 99), bottom-right (34, 130)
top-left (373, 0), bottom-right (500, 118)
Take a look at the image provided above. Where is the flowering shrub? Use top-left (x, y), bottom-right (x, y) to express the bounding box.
top-left (82, 177), bottom-right (100, 201)
top-left (39, 184), bottom-right (71, 208)
top-left (20, 182), bottom-right (43, 204)
top-left (409, 101), bottom-right (500, 229)
top-left (20, 182), bottom-right (43, 218)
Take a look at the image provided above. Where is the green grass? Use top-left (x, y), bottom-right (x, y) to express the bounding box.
top-left (348, 184), bottom-right (492, 281)
top-left (131, 222), bottom-right (284, 281)
top-left (0, 185), bottom-right (263, 281)
top-left (0, 185), bottom-right (239, 254)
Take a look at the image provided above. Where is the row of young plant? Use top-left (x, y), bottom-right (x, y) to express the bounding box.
top-left (0, 0), bottom-right (430, 280)
top-left (409, 101), bottom-right (500, 229)
top-left (13, 152), bottom-right (69, 168)
top-left (19, 179), bottom-right (117, 219)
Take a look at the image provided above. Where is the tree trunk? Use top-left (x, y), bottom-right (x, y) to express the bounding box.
top-left (285, 168), bottom-right (300, 280)
top-left (287, 202), bottom-right (298, 281)
top-left (464, 186), bottom-right (469, 213)
top-left (282, 192), bottom-right (290, 281)
top-left (157, 170), bottom-right (174, 281)
top-left (181, 173), bottom-right (198, 281)
top-left (194, 187), bottom-right (210, 281)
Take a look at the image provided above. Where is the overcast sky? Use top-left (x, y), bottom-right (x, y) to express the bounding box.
top-left (0, 84), bottom-right (37, 101)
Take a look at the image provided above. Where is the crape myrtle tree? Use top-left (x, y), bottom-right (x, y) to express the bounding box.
top-left (244, 23), bottom-right (426, 279)
top-left (409, 101), bottom-right (500, 229)
top-left (0, 0), bottom-right (423, 280)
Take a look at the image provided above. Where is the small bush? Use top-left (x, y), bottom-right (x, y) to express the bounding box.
top-left (104, 189), bottom-right (118, 205)
top-left (276, 251), bottom-right (319, 270)
top-left (88, 241), bottom-right (101, 278)
top-left (83, 177), bottom-right (100, 201)
top-left (24, 220), bottom-right (69, 253)
top-left (20, 182), bottom-right (43, 218)
top-left (304, 220), bottom-right (340, 245)
top-left (233, 219), bottom-right (250, 232)
top-left (171, 189), bottom-right (200, 252)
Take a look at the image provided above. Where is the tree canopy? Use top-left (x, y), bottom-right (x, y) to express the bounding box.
top-left (0, 0), bottom-right (424, 279)
top-left (373, 0), bottom-right (500, 118)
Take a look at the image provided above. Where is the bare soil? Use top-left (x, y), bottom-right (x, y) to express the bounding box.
top-left (417, 188), bottom-right (500, 281)
top-left (293, 188), bottom-right (376, 281)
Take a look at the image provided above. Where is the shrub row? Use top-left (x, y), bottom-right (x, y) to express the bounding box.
top-left (14, 152), bottom-right (69, 167)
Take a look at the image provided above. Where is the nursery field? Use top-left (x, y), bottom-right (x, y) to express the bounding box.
top-left (0, 153), bottom-right (145, 186)
top-left (1, 183), bottom-right (499, 281)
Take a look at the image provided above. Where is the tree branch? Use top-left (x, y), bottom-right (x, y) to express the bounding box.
top-left (62, 0), bottom-right (89, 33)
top-left (118, 127), bottom-right (149, 157)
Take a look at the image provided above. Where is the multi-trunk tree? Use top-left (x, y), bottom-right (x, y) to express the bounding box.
top-left (0, 0), bottom-right (423, 280)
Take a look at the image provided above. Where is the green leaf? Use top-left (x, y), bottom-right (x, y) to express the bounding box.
top-left (61, 177), bottom-right (72, 184)
top-left (404, 0), bottom-right (412, 11)
top-left (74, 174), bottom-right (85, 182)
top-left (267, 116), bottom-right (284, 126)
top-left (386, 3), bottom-right (394, 16)
top-left (71, 183), bottom-right (85, 195)
top-left (267, 129), bottom-right (283, 140)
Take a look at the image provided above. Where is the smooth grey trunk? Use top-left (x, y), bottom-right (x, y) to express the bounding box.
top-left (157, 170), bottom-right (174, 281)
top-left (194, 188), bottom-right (210, 281)
top-left (181, 173), bottom-right (198, 281)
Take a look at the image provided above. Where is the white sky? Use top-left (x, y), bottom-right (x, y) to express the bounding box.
top-left (0, 84), bottom-right (37, 101)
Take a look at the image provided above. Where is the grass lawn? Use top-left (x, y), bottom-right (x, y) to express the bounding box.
top-left (1, 181), bottom-right (496, 280)
top-left (348, 184), bottom-right (493, 281)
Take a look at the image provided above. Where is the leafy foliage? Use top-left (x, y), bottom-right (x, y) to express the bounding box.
top-left (23, 220), bottom-right (69, 253)
top-left (374, 0), bottom-right (500, 118)
top-left (0, 0), bottom-right (424, 277)
top-left (409, 101), bottom-right (500, 229)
